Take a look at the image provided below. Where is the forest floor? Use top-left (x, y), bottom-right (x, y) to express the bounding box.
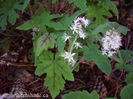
top-left (0, 0), bottom-right (133, 99)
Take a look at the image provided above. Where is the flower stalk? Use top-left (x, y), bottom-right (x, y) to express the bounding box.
top-left (61, 17), bottom-right (89, 66)
top-left (70, 33), bottom-right (78, 52)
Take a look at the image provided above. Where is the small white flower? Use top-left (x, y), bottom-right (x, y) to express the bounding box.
top-left (78, 31), bottom-right (86, 39)
top-left (74, 42), bottom-right (82, 49)
top-left (70, 23), bottom-right (82, 34)
top-left (61, 52), bottom-right (67, 58)
top-left (63, 33), bottom-right (71, 42)
top-left (74, 17), bottom-right (89, 27)
top-left (80, 17), bottom-right (90, 27)
top-left (61, 52), bottom-right (76, 65)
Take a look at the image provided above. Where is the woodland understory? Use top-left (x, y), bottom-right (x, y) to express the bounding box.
top-left (0, 0), bottom-right (133, 99)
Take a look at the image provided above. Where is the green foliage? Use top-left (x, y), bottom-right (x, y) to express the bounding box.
top-left (87, 5), bottom-right (112, 26)
top-left (17, 11), bottom-right (62, 32)
top-left (120, 84), bottom-right (133, 99)
top-left (35, 51), bottom-right (74, 99)
top-left (21, 0), bottom-right (30, 13)
top-left (82, 43), bottom-right (111, 75)
top-left (0, 0), bottom-right (29, 30)
top-left (1, 0), bottom-right (130, 98)
top-left (112, 50), bottom-right (133, 72)
top-left (68, 0), bottom-right (87, 9)
top-left (35, 33), bottom-right (56, 56)
top-left (28, 9), bottom-right (87, 98)
top-left (113, 50), bottom-right (133, 99)
top-left (86, 0), bottom-right (118, 26)
top-left (17, 9), bottom-right (86, 32)
top-left (98, 0), bottom-right (118, 19)
top-left (126, 72), bottom-right (133, 84)
top-left (63, 90), bottom-right (99, 99)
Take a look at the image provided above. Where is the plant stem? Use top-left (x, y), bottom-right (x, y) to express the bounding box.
top-left (69, 33), bottom-right (78, 53)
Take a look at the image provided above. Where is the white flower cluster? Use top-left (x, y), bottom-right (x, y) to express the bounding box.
top-left (101, 28), bottom-right (122, 57)
top-left (70, 17), bottom-right (89, 39)
top-left (61, 17), bottom-right (89, 66)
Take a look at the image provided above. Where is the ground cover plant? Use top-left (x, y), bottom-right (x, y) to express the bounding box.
top-left (0, 0), bottom-right (133, 99)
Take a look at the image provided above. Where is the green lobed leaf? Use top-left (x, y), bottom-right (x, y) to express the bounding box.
top-left (0, 0), bottom-right (29, 30)
top-left (63, 90), bottom-right (99, 99)
top-left (35, 33), bottom-right (56, 56)
top-left (87, 0), bottom-right (119, 26)
top-left (98, 0), bottom-right (119, 19)
top-left (82, 43), bottom-right (111, 75)
top-left (87, 5), bottom-right (112, 26)
top-left (17, 9), bottom-right (86, 32)
top-left (113, 50), bottom-right (133, 72)
top-left (35, 51), bottom-right (74, 99)
top-left (120, 84), bottom-right (133, 99)
top-left (17, 11), bottom-right (62, 31)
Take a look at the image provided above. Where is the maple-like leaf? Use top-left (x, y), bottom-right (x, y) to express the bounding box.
top-left (98, 0), bottom-right (118, 19)
top-left (87, 5), bottom-right (112, 26)
top-left (112, 50), bottom-right (133, 72)
top-left (87, 0), bottom-right (118, 26)
top-left (17, 9), bottom-right (86, 32)
top-left (0, 0), bottom-right (29, 29)
top-left (35, 51), bottom-right (74, 99)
